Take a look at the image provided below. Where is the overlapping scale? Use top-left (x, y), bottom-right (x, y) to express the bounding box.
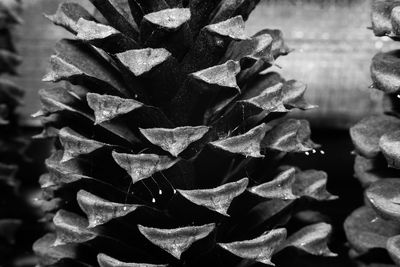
top-left (34, 1), bottom-right (336, 266)
top-left (345, 1), bottom-right (400, 266)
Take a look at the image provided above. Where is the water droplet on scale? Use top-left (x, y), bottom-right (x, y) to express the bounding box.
top-left (93, 216), bottom-right (102, 226)
top-left (216, 39), bottom-right (224, 46)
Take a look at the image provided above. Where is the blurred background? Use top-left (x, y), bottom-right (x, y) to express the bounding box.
top-left (10, 0), bottom-right (400, 129)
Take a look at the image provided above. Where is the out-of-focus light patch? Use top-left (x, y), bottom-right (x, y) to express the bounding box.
top-left (321, 32), bottom-right (330, 40)
top-left (293, 30), bottom-right (305, 39)
top-left (374, 41), bottom-right (384, 50)
top-left (22, 0), bottom-right (52, 7)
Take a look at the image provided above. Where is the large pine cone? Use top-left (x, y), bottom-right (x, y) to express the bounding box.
top-left (33, 1), bottom-right (337, 266)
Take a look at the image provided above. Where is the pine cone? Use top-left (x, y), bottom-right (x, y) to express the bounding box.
top-left (33, 1), bottom-right (337, 266)
top-left (0, 0), bottom-right (35, 265)
top-left (346, 1), bottom-right (400, 266)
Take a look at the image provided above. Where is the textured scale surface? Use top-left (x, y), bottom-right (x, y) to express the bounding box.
top-left (34, 1), bottom-right (337, 266)
top-left (345, 1), bottom-right (400, 266)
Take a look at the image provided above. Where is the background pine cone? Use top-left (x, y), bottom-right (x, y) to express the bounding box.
top-left (0, 0), bottom-right (41, 266)
top-left (345, 1), bottom-right (400, 266)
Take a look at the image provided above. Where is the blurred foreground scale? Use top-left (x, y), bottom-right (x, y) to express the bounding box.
top-left (345, 1), bottom-right (400, 266)
top-left (33, 0), bottom-right (338, 266)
